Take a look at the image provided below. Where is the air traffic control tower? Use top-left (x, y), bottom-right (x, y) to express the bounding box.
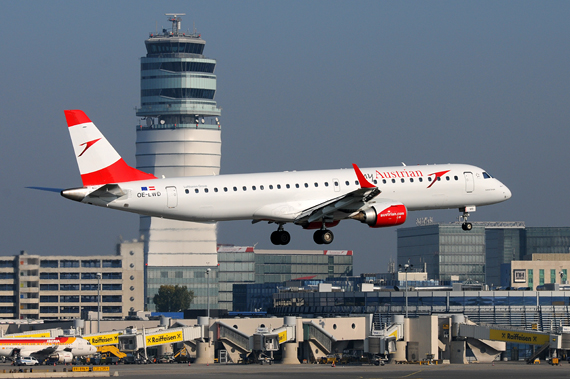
top-left (135, 14), bottom-right (220, 310)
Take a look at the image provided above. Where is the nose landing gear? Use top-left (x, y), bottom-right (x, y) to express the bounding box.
top-left (459, 207), bottom-right (474, 231)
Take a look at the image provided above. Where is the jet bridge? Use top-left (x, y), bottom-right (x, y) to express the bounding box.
top-left (216, 320), bottom-right (252, 361)
top-left (368, 315), bottom-right (405, 357)
top-left (303, 321), bottom-right (336, 361)
top-left (118, 325), bottom-right (204, 361)
top-left (456, 321), bottom-right (550, 363)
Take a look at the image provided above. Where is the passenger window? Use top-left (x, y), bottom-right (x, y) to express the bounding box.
top-left (286, 184), bottom-right (290, 189)
top-left (295, 184), bottom-right (299, 188)
top-left (277, 184), bottom-right (281, 189)
top-left (446, 176), bottom-right (450, 181)
top-left (419, 178), bottom-right (423, 182)
top-left (355, 181), bottom-right (359, 185)
top-left (233, 187), bottom-right (237, 191)
top-left (428, 177), bottom-right (432, 182)
top-left (400, 178), bottom-right (405, 183)
top-left (242, 186), bottom-right (247, 191)
top-left (185, 189), bottom-right (189, 194)
top-left (269, 185), bottom-right (273, 189)
top-left (214, 188), bottom-right (218, 192)
top-left (325, 182), bottom-right (329, 187)
top-left (410, 178), bottom-right (414, 183)
top-left (373, 180), bottom-right (377, 184)
top-left (204, 188), bottom-right (209, 193)
top-left (437, 177), bottom-right (441, 181)
top-left (334, 182), bottom-right (338, 186)
top-left (304, 183), bottom-right (308, 188)
top-left (314, 183), bottom-right (318, 187)
top-left (454, 176), bottom-right (458, 180)
top-left (383, 179), bottom-right (387, 184)
top-left (224, 187), bottom-right (228, 192)
top-left (252, 186), bottom-right (256, 191)
top-left (391, 179), bottom-right (396, 183)
top-left (195, 189), bottom-right (199, 193)
top-left (260, 185), bottom-right (264, 190)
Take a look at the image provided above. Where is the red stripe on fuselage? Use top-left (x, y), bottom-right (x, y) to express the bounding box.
top-left (65, 110), bottom-right (92, 127)
top-left (81, 158), bottom-right (157, 186)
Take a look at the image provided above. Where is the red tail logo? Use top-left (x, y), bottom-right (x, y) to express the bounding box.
top-left (78, 138), bottom-right (101, 157)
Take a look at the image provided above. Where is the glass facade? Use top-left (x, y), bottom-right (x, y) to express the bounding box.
top-left (398, 224), bottom-right (485, 282)
top-left (218, 250), bottom-right (255, 311)
top-left (145, 266), bottom-right (219, 311)
top-left (525, 227), bottom-right (570, 255)
top-left (485, 228), bottom-right (525, 286)
top-left (254, 254), bottom-right (353, 284)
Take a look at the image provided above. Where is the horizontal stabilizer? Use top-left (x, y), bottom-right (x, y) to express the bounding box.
top-left (26, 187), bottom-right (65, 193)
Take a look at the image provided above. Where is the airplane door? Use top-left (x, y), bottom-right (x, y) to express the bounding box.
top-left (333, 178), bottom-right (340, 192)
top-left (166, 186), bottom-right (178, 208)
top-left (464, 172), bottom-right (474, 193)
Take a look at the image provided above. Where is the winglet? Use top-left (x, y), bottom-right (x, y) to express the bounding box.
top-left (352, 164), bottom-right (376, 188)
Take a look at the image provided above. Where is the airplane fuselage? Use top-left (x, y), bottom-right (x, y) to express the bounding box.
top-left (73, 163), bottom-right (510, 224)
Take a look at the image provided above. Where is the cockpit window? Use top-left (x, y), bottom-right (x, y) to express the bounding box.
top-left (483, 172), bottom-right (492, 179)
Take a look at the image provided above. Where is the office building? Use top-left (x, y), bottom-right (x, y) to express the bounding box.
top-left (0, 244), bottom-right (144, 320)
top-left (397, 223), bottom-right (486, 282)
top-left (218, 247), bottom-right (353, 311)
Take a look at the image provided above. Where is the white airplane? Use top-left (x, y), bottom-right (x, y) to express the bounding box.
top-left (53, 110), bottom-right (511, 245)
top-left (0, 336), bottom-right (97, 363)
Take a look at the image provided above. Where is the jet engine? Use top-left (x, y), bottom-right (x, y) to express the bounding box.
top-left (351, 203), bottom-right (407, 228)
top-left (49, 351), bottom-right (73, 364)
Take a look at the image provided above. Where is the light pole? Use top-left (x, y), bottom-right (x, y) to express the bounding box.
top-left (205, 268), bottom-right (211, 318)
top-left (399, 260), bottom-right (412, 318)
top-left (96, 272), bottom-right (102, 333)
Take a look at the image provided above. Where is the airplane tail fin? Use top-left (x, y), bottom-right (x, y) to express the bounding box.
top-left (65, 110), bottom-right (156, 187)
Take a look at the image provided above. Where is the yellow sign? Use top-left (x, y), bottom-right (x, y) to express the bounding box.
top-left (442, 324), bottom-right (449, 330)
top-left (145, 331), bottom-right (183, 346)
top-left (278, 330), bottom-right (287, 344)
top-left (489, 329), bottom-right (549, 345)
top-left (72, 367), bottom-right (90, 372)
top-left (93, 366), bottom-right (110, 372)
top-left (84, 333), bottom-right (120, 346)
top-left (531, 323), bottom-right (538, 330)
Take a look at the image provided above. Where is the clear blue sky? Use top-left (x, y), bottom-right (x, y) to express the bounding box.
top-left (1, 1), bottom-right (569, 274)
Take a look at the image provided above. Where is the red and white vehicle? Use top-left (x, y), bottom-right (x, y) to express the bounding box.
top-left (53, 110), bottom-right (511, 245)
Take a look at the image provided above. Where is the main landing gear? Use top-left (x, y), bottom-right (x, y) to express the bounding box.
top-left (313, 229), bottom-right (334, 245)
top-left (460, 207), bottom-right (473, 231)
top-left (270, 224), bottom-right (291, 245)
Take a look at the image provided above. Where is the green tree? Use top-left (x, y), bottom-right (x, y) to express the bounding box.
top-left (153, 285), bottom-right (194, 312)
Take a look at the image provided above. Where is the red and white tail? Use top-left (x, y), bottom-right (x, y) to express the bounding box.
top-left (65, 110), bottom-right (156, 187)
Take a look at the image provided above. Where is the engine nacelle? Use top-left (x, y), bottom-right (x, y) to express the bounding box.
top-left (49, 351), bottom-right (73, 364)
top-left (351, 203), bottom-right (407, 228)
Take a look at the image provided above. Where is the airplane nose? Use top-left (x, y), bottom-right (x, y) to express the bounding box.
top-left (503, 185), bottom-right (512, 200)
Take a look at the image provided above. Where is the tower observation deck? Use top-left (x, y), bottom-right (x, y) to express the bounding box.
top-left (135, 14), bottom-right (220, 310)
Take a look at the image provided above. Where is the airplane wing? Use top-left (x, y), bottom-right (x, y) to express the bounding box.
top-left (294, 164), bottom-right (381, 225)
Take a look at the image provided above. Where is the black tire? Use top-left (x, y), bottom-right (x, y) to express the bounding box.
top-left (279, 231), bottom-right (291, 245)
top-left (464, 222), bottom-right (472, 231)
top-left (270, 231), bottom-right (281, 245)
top-left (313, 230), bottom-right (324, 244)
top-left (322, 230), bottom-right (334, 244)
